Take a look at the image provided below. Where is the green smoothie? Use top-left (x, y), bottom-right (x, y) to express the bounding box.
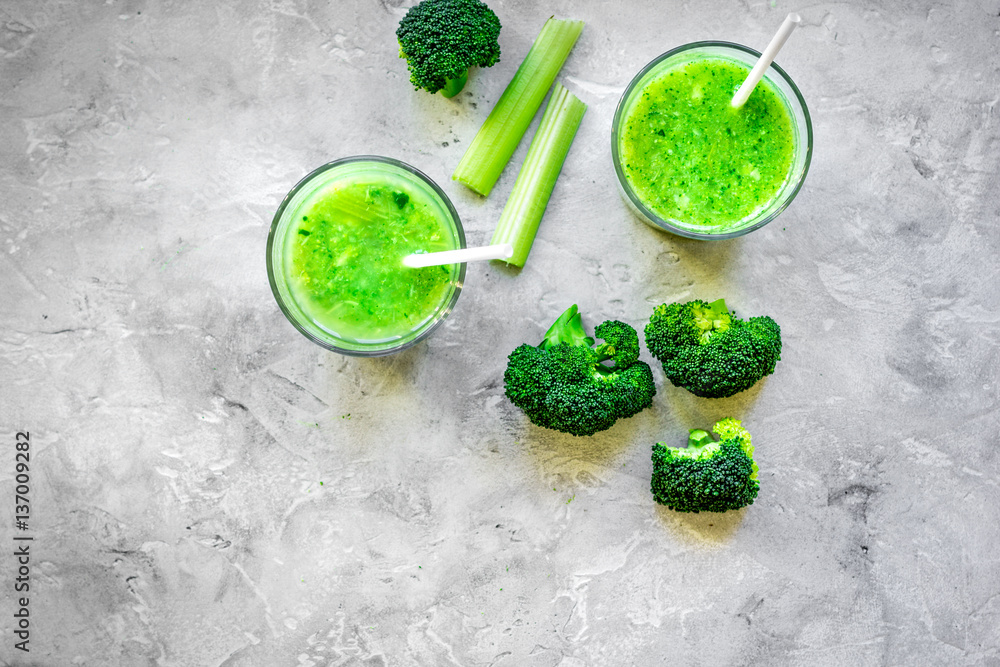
top-left (619, 57), bottom-right (795, 231)
top-left (282, 171), bottom-right (459, 343)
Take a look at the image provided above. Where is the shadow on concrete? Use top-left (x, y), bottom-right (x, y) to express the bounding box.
top-left (631, 207), bottom-right (744, 300)
top-left (669, 231), bottom-right (742, 268)
top-left (352, 343), bottom-right (422, 397)
top-left (654, 504), bottom-right (748, 545)
top-left (520, 411), bottom-right (640, 474)
top-left (487, 258), bottom-right (522, 278)
top-left (657, 378), bottom-right (768, 433)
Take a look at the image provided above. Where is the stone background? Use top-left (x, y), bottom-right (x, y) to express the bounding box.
top-left (1, 0), bottom-right (999, 665)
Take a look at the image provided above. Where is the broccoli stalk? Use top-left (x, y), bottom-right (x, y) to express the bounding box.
top-left (644, 298), bottom-right (781, 398)
top-left (396, 0), bottom-right (502, 98)
top-left (651, 418), bottom-right (759, 513)
top-left (538, 303), bottom-right (592, 348)
top-left (490, 83), bottom-right (586, 268)
top-left (504, 305), bottom-right (655, 437)
top-left (440, 71), bottom-right (469, 99)
top-left (453, 17), bottom-right (584, 196)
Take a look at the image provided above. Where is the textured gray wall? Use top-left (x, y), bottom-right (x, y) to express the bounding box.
top-left (1, 0), bottom-right (999, 665)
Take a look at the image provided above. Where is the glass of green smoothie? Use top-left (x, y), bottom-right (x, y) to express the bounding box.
top-left (267, 156), bottom-right (466, 356)
top-left (612, 42), bottom-right (812, 239)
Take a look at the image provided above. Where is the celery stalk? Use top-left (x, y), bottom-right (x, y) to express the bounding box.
top-left (490, 83), bottom-right (586, 268)
top-left (452, 17), bottom-right (584, 197)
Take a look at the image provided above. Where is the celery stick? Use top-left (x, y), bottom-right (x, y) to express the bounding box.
top-left (453, 17), bottom-right (584, 197)
top-left (490, 83), bottom-right (586, 268)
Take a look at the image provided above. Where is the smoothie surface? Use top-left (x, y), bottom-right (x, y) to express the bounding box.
top-left (620, 57), bottom-right (795, 230)
top-left (284, 172), bottom-right (458, 342)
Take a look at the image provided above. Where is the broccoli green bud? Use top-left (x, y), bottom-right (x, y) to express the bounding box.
top-left (644, 298), bottom-right (781, 398)
top-left (504, 305), bottom-right (656, 437)
top-left (594, 320), bottom-right (641, 368)
top-left (396, 0), bottom-right (502, 97)
top-left (651, 418), bottom-right (759, 513)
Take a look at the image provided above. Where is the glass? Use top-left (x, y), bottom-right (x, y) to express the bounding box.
top-left (612, 41), bottom-right (813, 239)
top-left (266, 156), bottom-right (466, 356)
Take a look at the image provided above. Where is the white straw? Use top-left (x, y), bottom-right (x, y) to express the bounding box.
top-left (402, 243), bottom-right (514, 268)
top-left (731, 13), bottom-right (801, 108)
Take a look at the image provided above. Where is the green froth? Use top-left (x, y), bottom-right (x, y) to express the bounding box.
top-left (620, 57), bottom-right (795, 230)
top-left (285, 174), bottom-right (458, 343)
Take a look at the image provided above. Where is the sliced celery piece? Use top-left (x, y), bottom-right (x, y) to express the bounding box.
top-left (452, 17), bottom-right (584, 197)
top-left (490, 83), bottom-right (586, 267)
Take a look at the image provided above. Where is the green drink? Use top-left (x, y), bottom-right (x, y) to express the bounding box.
top-left (613, 42), bottom-right (812, 239)
top-left (267, 157), bottom-right (465, 355)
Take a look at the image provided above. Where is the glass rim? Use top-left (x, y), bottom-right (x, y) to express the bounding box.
top-left (611, 40), bottom-right (813, 240)
top-left (266, 155), bottom-right (467, 356)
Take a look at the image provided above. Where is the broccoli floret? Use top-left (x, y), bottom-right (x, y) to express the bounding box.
top-left (396, 0), bottom-right (502, 98)
top-left (651, 418), bottom-right (759, 513)
top-left (504, 305), bottom-right (656, 436)
top-left (644, 298), bottom-right (781, 398)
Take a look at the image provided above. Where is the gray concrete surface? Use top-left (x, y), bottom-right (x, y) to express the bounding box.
top-left (2, 1), bottom-right (999, 665)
